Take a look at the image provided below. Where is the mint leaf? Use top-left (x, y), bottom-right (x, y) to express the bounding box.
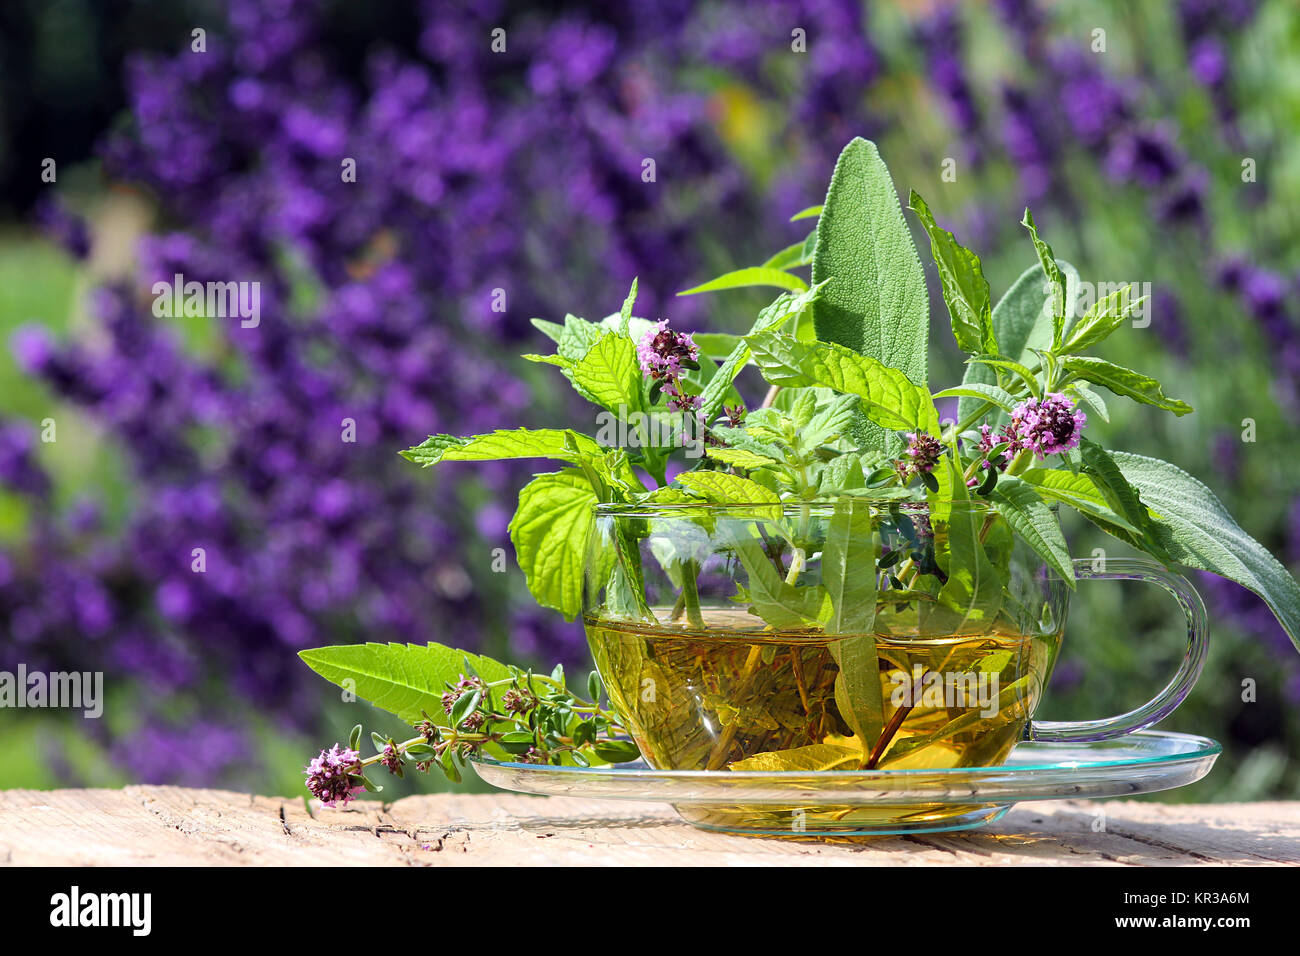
top-left (957, 260), bottom-right (1080, 423)
top-left (1061, 356), bottom-right (1194, 416)
top-left (1021, 208), bottom-right (1066, 351)
top-left (509, 469), bottom-right (600, 620)
top-left (697, 286), bottom-right (820, 421)
top-left (569, 332), bottom-right (645, 413)
top-left (908, 189), bottom-right (995, 355)
top-left (745, 331), bottom-right (940, 437)
top-left (1060, 283), bottom-right (1144, 354)
top-left (989, 476), bottom-right (1075, 586)
top-left (811, 138), bottom-right (928, 450)
top-left (678, 267), bottom-right (809, 296)
top-left (724, 528), bottom-right (827, 629)
top-left (298, 642), bottom-right (514, 728)
top-left (675, 471), bottom-right (782, 520)
top-left (932, 383), bottom-right (1018, 413)
top-left (618, 278), bottom-right (637, 336)
top-left (1112, 452), bottom-right (1300, 652)
top-left (401, 428), bottom-right (601, 467)
top-left (799, 393), bottom-right (861, 450)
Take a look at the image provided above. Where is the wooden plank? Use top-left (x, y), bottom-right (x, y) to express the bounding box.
top-left (0, 788), bottom-right (1296, 866)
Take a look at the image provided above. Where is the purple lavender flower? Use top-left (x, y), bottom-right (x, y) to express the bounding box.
top-left (304, 744), bottom-right (364, 807)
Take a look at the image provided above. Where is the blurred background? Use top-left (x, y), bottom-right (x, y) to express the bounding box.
top-left (0, 0), bottom-right (1297, 800)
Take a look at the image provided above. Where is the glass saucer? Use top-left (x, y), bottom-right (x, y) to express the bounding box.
top-left (469, 730), bottom-right (1220, 836)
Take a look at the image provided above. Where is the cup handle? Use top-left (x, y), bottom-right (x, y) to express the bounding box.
top-left (1024, 557), bottom-right (1209, 743)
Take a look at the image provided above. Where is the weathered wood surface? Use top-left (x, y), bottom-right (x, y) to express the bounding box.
top-left (0, 788), bottom-right (1296, 866)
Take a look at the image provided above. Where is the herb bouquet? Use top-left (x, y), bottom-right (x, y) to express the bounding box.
top-left (299, 138), bottom-right (1300, 810)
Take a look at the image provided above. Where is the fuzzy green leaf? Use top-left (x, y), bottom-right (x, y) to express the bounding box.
top-left (1112, 452), bottom-right (1300, 652)
top-left (811, 138), bottom-right (928, 451)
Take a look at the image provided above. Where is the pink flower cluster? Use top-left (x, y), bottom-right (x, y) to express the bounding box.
top-left (637, 320), bottom-right (701, 413)
top-left (976, 392), bottom-right (1087, 473)
top-left (304, 744), bottom-right (364, 808)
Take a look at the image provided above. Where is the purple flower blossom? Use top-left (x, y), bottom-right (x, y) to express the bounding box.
top-left (902, 431), bottom-right (944, 475)
top-left (1006, 393), bottom-right (1087, 458)
top-left (637, 320), bottom-right (699, 382)
top-left (304, 744), bottom-right (364, 807)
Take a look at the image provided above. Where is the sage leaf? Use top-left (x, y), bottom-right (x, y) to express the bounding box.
top-left (811, 138), bottom-right (929, 451)
top-left (1112, 451), bottom-right (1300, 651)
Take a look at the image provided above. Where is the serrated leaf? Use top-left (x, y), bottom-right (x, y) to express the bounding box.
top-left (1112, 452), bottom-right (1300, 651)
top-left (676, 472), bottom-right (782, 519)
top-left (957, 260), bottom-right (1080, 423)
top-left (989, 477), bottom-right (1075, 586)
top-left (909, 190), bottom-right (995, 355)
top-left (799, 393), bottom-right (862, 450)
top-left (1021, 208), bottom-right (1066, 351)
top-left (1060, 283), bottom-right (1142, 354)
top-left (746, 331), bottom-right (939, 436)
top-left (508, 469), bottom-right (600, 620)
top-left (677, 266), bottom-right (808, 296)
top-left (298, 642), bottom-right (514, 731)
top-left (400, 428), bottom-right (602, 468)
top-left (811, 138), bottom-right (928, 451)
top-left (705, 447), bottom-right (782, 470)
top-left (569, 332), bottom-right (645, 414)
top-left (697, 285), bottom-right (821, 421)
top-left (1061, 356), bottom-right (1193, 415)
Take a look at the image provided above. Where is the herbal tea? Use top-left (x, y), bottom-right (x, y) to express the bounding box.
top-left (585, 607), bottom-right (1059, 772)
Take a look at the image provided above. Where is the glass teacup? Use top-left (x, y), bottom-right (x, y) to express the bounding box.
top-left (582, 499), bottom-right (1207, 832)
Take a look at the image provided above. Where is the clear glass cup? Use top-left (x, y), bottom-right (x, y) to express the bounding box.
top-left (583, 499), bottom-right (1207, 783)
